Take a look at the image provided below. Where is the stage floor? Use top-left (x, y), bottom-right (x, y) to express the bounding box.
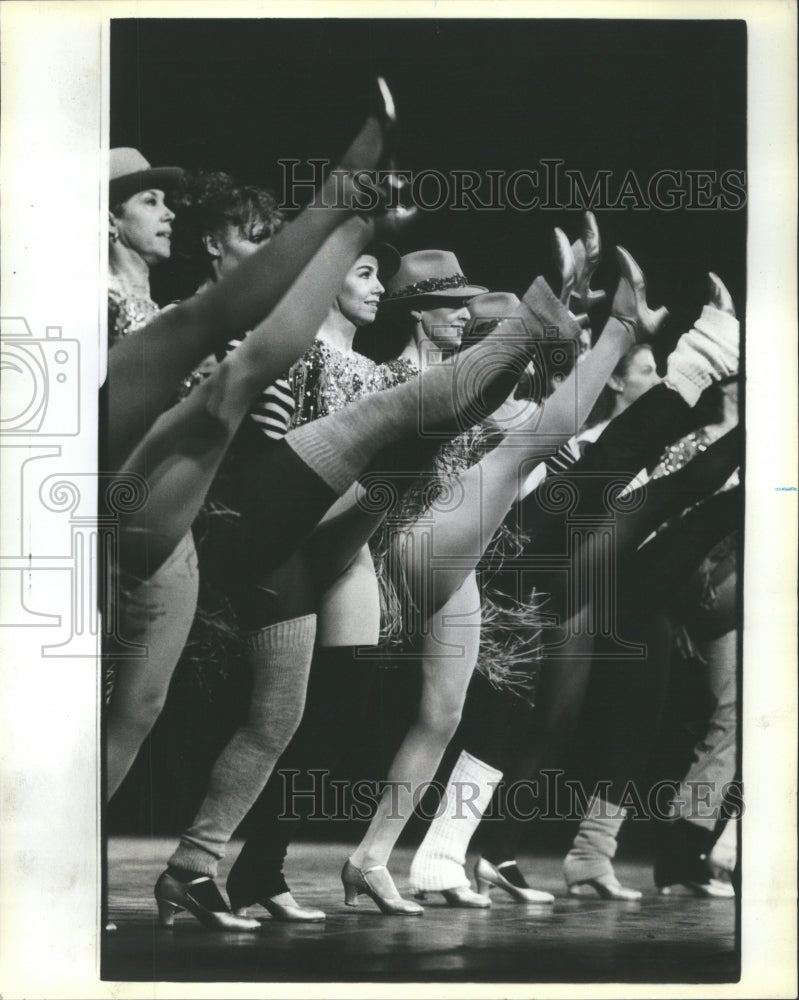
top-left (104, 837), bottom-right (738, 984)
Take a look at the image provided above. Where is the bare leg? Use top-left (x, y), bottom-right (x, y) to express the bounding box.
top-left (349, 572), bottom-right (482, 870)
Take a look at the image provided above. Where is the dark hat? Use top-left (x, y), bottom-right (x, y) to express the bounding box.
top-left (110, 148), bottom-right (184, 206)
top-left (383, 250), bottom-right (487, 303)
top-left (362, 242), bottom-right (401, 280)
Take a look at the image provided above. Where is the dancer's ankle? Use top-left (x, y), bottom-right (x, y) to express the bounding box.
top-left (481, 846), bottom-right (512, 868)
top-left (349, 849), bottom-right (387, 872)
top-left (495, 860), bottom-right (530, 889)
top-left (166, 864), bottom-right (206, 883)
top-left (481, 852), bottom-right (529, 889)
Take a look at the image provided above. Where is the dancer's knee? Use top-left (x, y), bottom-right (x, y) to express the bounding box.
top-left (418, 702), bottom-right (462, 747)
top-left (109, 686), bottom-right (167, 745)
top-left (245, 702), bottom-right (307, 760)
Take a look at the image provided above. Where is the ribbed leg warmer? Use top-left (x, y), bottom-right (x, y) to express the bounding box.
top-left (410, 751), bottom-right (503, 891)
top-left (563, 796), bottom-right (628, 885)
top-left (169, 614), bottom-right (316, 877)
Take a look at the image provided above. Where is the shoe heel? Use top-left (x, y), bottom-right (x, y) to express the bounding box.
top-left (156, 897), bottom-right (182, 928)
top-left (475, 877), bottom-right (491, 896)
top-left (344, 886), bottom-right (361, 906)
top-left (413, 891), bottom-right (428, 901)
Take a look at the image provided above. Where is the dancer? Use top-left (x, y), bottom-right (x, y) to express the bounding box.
top-left (104, 149), bottom-right (202, 798)
top-left (561, 291), bottom-right (740, 901)
top-left (104, 149), bottom-right (375, 796)
top-left (652, 381), bottom-right (740, 898)
top-left (107, 147), bottom-right (183, 344)
top-left (163, 220), bottom-right (408, 925)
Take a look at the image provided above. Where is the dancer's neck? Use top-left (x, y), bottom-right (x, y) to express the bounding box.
top-left (109, 246), bottom-right (152, 299)
top-left (316, 308), bottom-right (358, 355)
top-left (399, 326), bottom-right (448, 371)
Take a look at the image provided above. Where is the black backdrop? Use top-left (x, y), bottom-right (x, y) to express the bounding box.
top-left (108, 17), bottom-right (746, 851)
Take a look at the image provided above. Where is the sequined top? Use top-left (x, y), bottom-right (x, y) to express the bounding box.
top-left (650, 428), bottom-right (712, 480)
top-left (107, 274), bottom-right (160, 346)
top-left (650, 427), bottom-right (739, 490)
top-left (288, 338), bottom-right (418, 427)
top-left (288, 338), bottom-right (487, 511)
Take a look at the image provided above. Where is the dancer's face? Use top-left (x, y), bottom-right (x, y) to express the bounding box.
top-left (111, 189), bottom-right (175, 266)
top-left (417, 300), bottom-right (472, 349)
top-left (617, 346), bottom-right (660, 407)
top-left (336, 255), bottom-right (385, 326)
top-left (211, 220), bottom-right (272, 279)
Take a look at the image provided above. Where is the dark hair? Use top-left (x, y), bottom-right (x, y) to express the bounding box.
top-left (168, 170), bottom-right (286, 291)
top-left (584, 343), bottom-right (653, 428)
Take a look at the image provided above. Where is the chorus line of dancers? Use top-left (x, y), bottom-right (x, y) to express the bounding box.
top-left (104, 81), bottom-right (740, 932)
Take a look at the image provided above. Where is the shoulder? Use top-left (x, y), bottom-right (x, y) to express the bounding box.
top-left (380, 356), bottom-right (419, 387)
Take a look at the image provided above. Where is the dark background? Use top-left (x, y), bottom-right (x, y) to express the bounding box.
top-left (107, 17), bottom-right (746, 858)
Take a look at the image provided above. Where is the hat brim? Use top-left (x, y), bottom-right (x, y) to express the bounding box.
top-left (110, 166), bottom-right (185, 207)
top-left (386, 283), bottom-right (489, 303)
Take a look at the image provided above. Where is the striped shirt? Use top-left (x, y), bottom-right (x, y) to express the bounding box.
top-left (217, 335), bottom-right (295, 441)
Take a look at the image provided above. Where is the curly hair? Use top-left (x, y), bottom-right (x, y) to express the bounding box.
top-left (169, 170), bottom-right (286, 287)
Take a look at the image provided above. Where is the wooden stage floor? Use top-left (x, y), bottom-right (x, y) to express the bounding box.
top-left (103, 837), bottom-right (738, 984)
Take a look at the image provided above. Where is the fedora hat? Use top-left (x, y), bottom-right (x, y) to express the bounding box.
top-left (110, 148), bottom-right (185, 206)
top-left (383, 250), bottom-right (487, 303)
top-left (362, 242), bottom-right (401, 281)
